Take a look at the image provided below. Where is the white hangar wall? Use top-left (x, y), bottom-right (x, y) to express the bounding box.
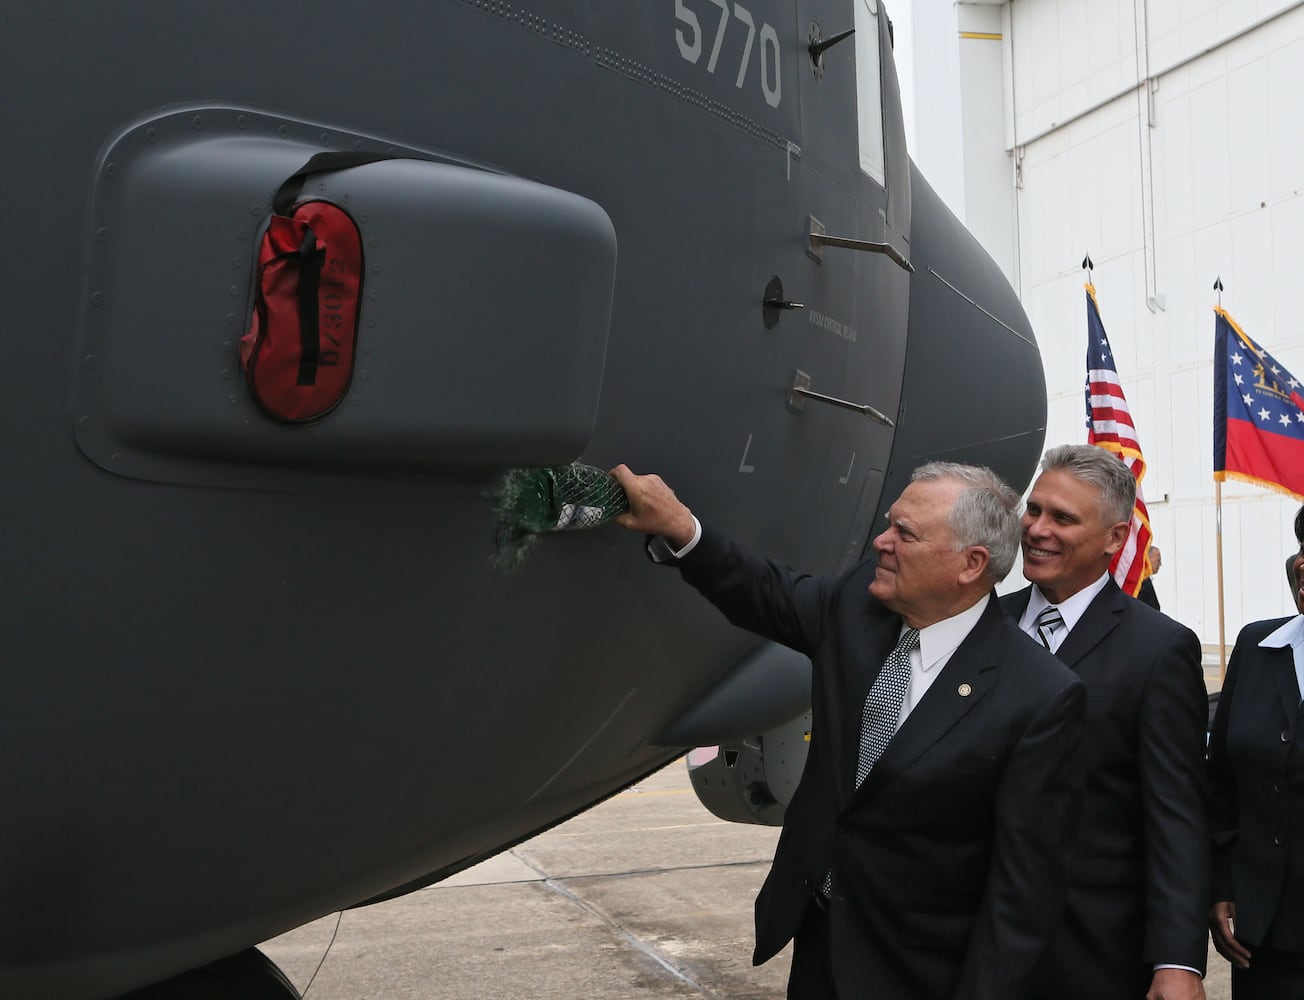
top-left (898, 0), bottom-right (1304, 648)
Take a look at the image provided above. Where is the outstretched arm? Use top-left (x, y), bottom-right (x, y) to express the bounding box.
top-left (609, 464), bottom-right (829, 654)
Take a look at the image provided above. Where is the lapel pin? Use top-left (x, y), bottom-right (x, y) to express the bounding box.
top-left (957, 683), bottom-right (972, 697)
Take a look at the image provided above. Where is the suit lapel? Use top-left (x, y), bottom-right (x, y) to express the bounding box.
top-left (855, 597), bottom-right (1003, 800)
top-left (842, 604), bottom-right (907, 797)
top-left (851, 604), bottom-right (907, 708)
top-left (1001, 587), bottom-right (1032, 623)
top-left (1051, 581), bottom-right (1125, 671)
top-left (1268, 642), bottom-right (1302, 723)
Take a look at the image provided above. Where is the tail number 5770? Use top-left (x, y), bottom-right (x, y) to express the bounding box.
top-left (674, 0), bottom-right (781, 109)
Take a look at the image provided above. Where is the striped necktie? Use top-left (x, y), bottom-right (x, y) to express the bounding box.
top-left (1035, 605), bottom-right (1064, 649)
top-left (855, 627), bottom-right (921, 789)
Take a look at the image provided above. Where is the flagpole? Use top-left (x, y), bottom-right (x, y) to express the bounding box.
top-left (1213, 277), bottom-right (1227, 679)
top-left (1216, 480), bottom-right (1227, 679)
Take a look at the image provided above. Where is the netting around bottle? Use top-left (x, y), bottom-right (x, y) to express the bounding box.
top-left (490, 463), bottom-right (630, 569)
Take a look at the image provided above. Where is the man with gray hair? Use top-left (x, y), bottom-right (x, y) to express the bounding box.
top-left (610, 461), bottom-right (1086, 1000)
top-left (1000, 444), bottom-right (1209, 1000)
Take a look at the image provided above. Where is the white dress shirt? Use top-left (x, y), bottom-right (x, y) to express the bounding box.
top-left (1261, 614), bottom-right (1304, 701)
top-left (896, 593), bottom-right (991, 725)
top-left (1017, 573), bottom-right (1111, 652)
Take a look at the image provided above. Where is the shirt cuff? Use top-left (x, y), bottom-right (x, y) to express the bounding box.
top-left (669, 516), bottom-right (702, 558)
top-left (645, 516), bottom-right (702, 564)
top-left (1153, 965), bottom-right (1201, 976)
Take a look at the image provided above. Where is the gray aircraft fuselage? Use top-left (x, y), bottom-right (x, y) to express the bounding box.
top-left (1, 2), bottom-right (1045, 997)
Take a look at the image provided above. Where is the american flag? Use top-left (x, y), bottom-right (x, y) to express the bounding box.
top-left (1084, 284), bottom-right (1153, 596)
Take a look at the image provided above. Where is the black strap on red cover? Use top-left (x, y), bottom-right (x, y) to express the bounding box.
top-left (294, 227), bottom-right (325, 387)
top-left (240, 152), bottom-right (393, 423)
top-left (271, 151), bottom-right (393, 214)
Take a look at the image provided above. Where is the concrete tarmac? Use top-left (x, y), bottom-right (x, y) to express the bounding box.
top-left (261, 759), bottom-right (1232, 999)
top-left (261, 761), bottom-right (788, 998)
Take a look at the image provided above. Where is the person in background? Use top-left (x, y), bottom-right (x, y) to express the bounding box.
top-left (1001, 445), bottom-right (1209, 1000)
top-left (1208, 503), bottom-right (1304, 997)
top-left (1138, 545), bottom-right (1162, 610)
top-left (610, 461), bottom-right (1086, 1000)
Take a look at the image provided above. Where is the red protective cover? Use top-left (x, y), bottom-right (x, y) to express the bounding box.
top-left (240, 199), bottom-right (363, 422)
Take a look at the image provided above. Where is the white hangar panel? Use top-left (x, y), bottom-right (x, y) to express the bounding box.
top-left (1227, 60), bottom-right (1271, 213)
top-left (1230, 211), bottom-right (1274, 338)
top-left (1173, 500), bottom-right (1221, 640)
top-left (1219, 491), bottom-right (1302, 626)
top-left (1187, 76), bottom-right (1233, 227)
top-left (899, 0), bottom-right (1304, 646)
top-left (1190, 217), bottom-right (1235, 319)
top-left (1054, 2), bottom-right (1090, 112)
top-left (1009, 0), bottom-right (1139, 143)
top-left (1162, 233), bottom-right (1199, 367)
top-left (1168, 366), bottom-right (1209, 497)
top-left (1095, 121), bottom-right (1143, 259)
top-left (1148, 0), bottom-right (1300, 77)
top-left (1015, 0), bottom-right (1065, 134)
top-left (1267, 31), bottom-right (1304, 200)
top-left (1037, 274), bottom-right (1089, 390)
top-left (1045, 389), bottom-right (1087, 455)
top-left (1159, 85), bottom-right (1196, 238)
top-left (1067, 138), bottom-right (1105, 264)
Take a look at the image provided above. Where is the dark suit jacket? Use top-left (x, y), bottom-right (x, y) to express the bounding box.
top-left (674, 529), bottom-right (1086, 1000)
top-left (1137, 577), bottom-right (1160, 610)
top-left (1001, 582), bottom-right (1210, 996)
top-left (1208, 616), bottom-right (1304, 949)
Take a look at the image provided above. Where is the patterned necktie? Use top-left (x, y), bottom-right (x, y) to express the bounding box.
top-left (855, 627), bottom-right (921, 789)
top-left (1035, 605), bottom-right (1064, 649)
top-left (823, 625), bottom-right (923, 897)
